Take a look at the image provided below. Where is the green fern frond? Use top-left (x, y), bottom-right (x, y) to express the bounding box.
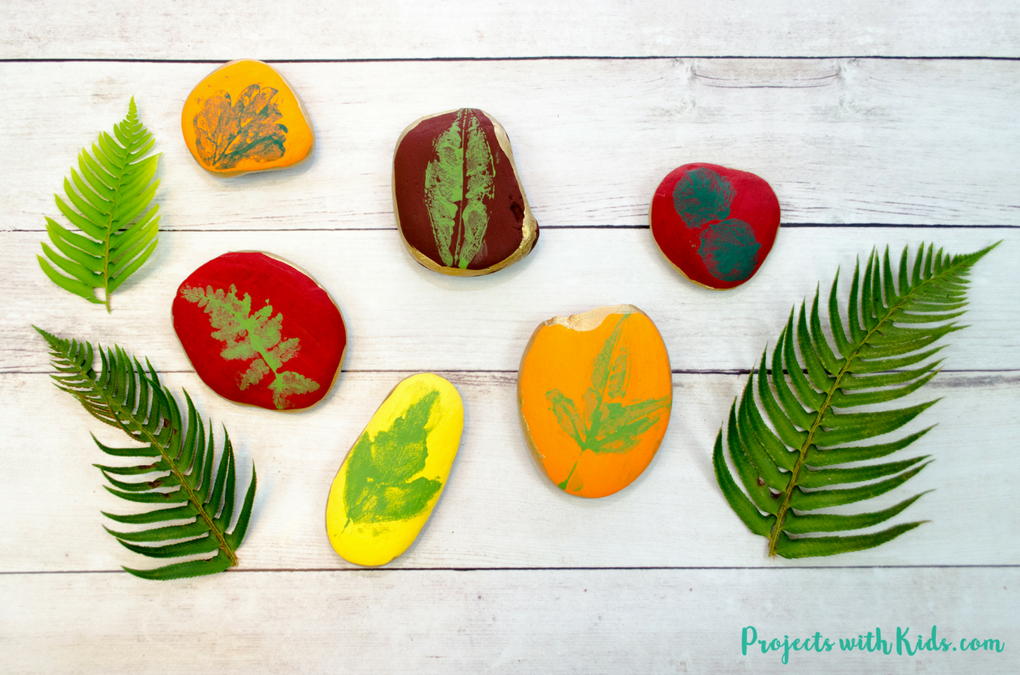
top-left (35, 327), bottom-right (256, 580)
top-left (713, 242), bottom-right (997, 558)
top-left (37, 98), bottom-right (161, 313)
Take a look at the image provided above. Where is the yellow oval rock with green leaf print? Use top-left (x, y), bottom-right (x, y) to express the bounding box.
top-left (326, 374), bottom-right (464, 567)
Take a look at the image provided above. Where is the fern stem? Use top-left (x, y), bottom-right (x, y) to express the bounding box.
top-left (558, 320), bottom-right (620, 491)
top-left (766, 253), bottom-right (946, 556)
top-left (453, 108), bottom-right (468, 265)
top-left (101, 120), bottom-right (131, 314)
top-left (88, 374), bottom-right (238, 567)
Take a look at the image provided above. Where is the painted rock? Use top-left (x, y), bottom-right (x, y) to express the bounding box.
top-left (517, 305), bottom-right (672, 498)
top-left (326, 374), bottom-right (464, 566)
top-left (650, 163), bottom-right (780, 289)
top-left (172, 251), bottom-right (346, 411)
top-left (393, 108), bottom-right (538, 276)
top-left (181, 59), bottom-right (314, 176)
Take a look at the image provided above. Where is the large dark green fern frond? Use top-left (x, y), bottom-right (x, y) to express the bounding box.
top-left (36, 327), bottom-right (256, 580)
top-left (713, 242), bottom-right (996, 558)
top-left (37, 98), bottom-right (160, 313)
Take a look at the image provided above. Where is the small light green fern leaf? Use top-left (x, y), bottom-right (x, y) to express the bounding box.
top-left (713, 242), bottom-right (997, 559)
top-left (37, 98), bottom-right (161, 312)
top-left (35, 327), bottom-right (256, 580)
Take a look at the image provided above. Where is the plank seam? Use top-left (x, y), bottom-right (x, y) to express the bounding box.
top-left (4, 368), bottom-right (1018, 376)
top-left (2, 56), bottom-right (1020, 64)
top-left (5, 224), bottom-right (1019, 234)
top-left (3, 564), bottom-right (1019, 575)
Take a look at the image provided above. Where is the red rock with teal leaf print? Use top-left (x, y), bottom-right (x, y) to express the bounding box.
top-left (650, 163), bottom-right (780, 289)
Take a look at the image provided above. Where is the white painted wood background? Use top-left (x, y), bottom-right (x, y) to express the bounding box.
top-left (1, 1), bottom-right (1017, 672)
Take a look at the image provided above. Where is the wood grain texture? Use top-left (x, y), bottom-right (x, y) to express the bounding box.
top-left (2, 59), bottom-right (1020, 231)
top-left (3, 0), bottom-right (1020, 59)
top-left (3, 1), bottom-right (1019, 672)
top-left (1, 569), bottom-right (1016, 674)
top-left (2, 368), bottom-right (1017, 572)
top-left (2, 228), bottom-right (1014, 373)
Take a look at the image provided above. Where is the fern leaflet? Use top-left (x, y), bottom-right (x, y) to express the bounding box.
top-left (37, 98), bottom-right (161, 312)
top-left (713, 242), bottom-right (996, 558)
top-left (36, 327), bottom-right (256, 579)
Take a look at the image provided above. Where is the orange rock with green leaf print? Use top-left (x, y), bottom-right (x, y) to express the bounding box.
top-left (181, 59), bottom-right (314, 176)
top-left (326, 374), bottom-right (464, 567)
top-left (518, 305), bottom-right (673, 498)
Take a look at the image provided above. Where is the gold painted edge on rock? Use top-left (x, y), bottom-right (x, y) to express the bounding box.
top-left (646, 179), bottom-right (782, 291)
top-left (392, 108), bottom-right (539, 277)
top-left (514, 304), bottom-right (672, 498)
top-left (181, 59), bottom-right (316, 178)
top-left (170, 250), bottom-right (346, 414)
top-left (325, 373), bottom-right (463, 567)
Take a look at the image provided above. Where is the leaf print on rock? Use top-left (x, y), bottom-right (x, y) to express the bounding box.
top-left (343, 390), bottom-right (443, 526)
top-left (181, 284), bottom-right (319, 410)
top-left (672, 166), bottom-right (735, 229)
top-left (699, 219), bottom-right (761, 282)
top-left (193, 84), bottom-right (287, 171)
top-left (545, 315), bottom-right (671, 493)
top-left (423, 108), bottom-right (496, 268)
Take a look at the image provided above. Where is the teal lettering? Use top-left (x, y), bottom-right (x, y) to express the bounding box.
top-left (839, 637), bottom-right (856, 651)
top-left (864, 631), bottom-right (876, 652)
top-left (922, 625), bottom-right (939, 651)
top-left (875, 627), bottom-right (892, 654)
top-left (968, 639), bottom-right (981, 651)
top-left (741, 626), bottom-right (757, 656)
top-left (897, 627), bottom-right (917, 656)
top-left (823, 638), bottom-right (834, 652)
top-left (809, 632), bottom-right (824, 653)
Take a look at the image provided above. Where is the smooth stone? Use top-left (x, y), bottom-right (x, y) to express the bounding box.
top-left (517, 305), bottom-right (672, 498)
top-left (393, 108), bottom-right (539, 276)
top-left (326, 374), bottom-right (464, 567)
top-left (172, 251), bottom-right (346, 411)
top-left (181, 59), bottom-right (314, 176)
top-left (650, 163), bottom-right (781, 289)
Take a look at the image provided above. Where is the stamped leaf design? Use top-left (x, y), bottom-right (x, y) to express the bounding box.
top-left (546, 315), bottom-right (671, 492)
top-left (343, 390), bottom-right (443, 526)
top-left (36, 328), bottom-right (257, 580)
top-left (193, 84), bottom-right (287, 170)
top-left (37, 98), bottom-right (160, 312)
top-left (181, 284), bottom-right (319, 409)
top-left (673, 166), bottom-right (735, 229)
top-left (713, 242), bottom-right (997, 558)
top-left (699, 218), bottom-right (761, 282)
top-left (423, 109), bottom-right (496, 268)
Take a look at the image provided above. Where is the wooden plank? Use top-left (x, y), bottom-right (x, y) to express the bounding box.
top-left (3, 228), bottom-right (1014, 374)
top-left (2, 367), bottom-right (1016, 573)
top-left (1, 568), bottom-right (1016, 674)
top-left (2, 59), bottom-right (1020, 230)
top-left (3, 0), bottom-right (1019, 59)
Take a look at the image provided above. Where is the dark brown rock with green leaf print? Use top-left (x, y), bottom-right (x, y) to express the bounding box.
top-left (393, 108), bottom-right (538, 276)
